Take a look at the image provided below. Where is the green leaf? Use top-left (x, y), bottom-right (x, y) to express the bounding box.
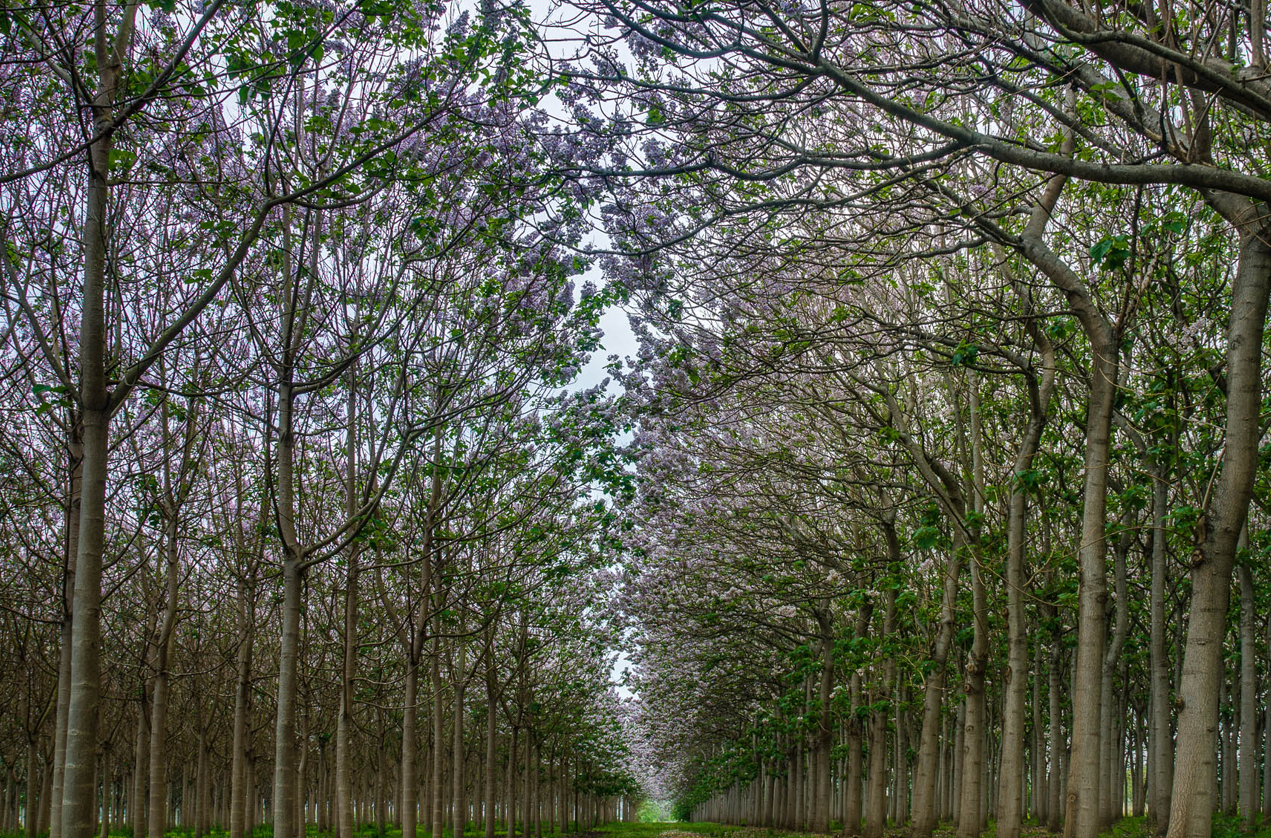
top-left (1090, 234), bottom-right (1131, 270)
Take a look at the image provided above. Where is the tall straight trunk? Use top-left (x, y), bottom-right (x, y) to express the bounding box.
top-left (506, 729), bottom-right (516, 838)
top-left (958, 368), bottom-right (988, 838)
top-left (846, 671), bottom-right (865, 836)
top-left (272, 227), bottom-right (306, 838)
top-left (337, 377), bottom-right (359, 838)
top-left (907, 537), bottom-right (960, 838)
top-left (1148, 466), bottom-right (1172, 835)
top-left (453, 644), bottom-right (466, 838)
top-left (230, 578), bottom-right (253, 838)
top-left (1059, 346), bottom-right (1117, 838)
top-left (1263, 614), bottom-right (1271, 822)
top-left (937, 719), bottom-right (948, 823)
top-left (375, 742), bottom-right (385, 838)
top-left (814, 612), bottom-right (834, 833)
top-left (336, 612), bottom-right (358, 838)
top-left (957, 647), bottom-right (985, 838)
top-left (996, 288), bottom-right (1055, 838)
top-left (1165, 224), bottom-right (1271, 838)
top-left (61, 4), bottom-right (142, 832)
top-left (26, 744), bottom-right (38, 838)
top-left (1010, 132), bottom-right (1116, 838)
top-left (1223, 678), bottom-right (1235, 815)
top-left (402, 448), bottom-right (442, 838)
top-left (431, 646), bottom-right (444, 838)
top-left (484, 655), bottom-right (497, 838)
top-left (132, 697), bottom-right (149, 838)
top-left (147, 512), bottom-right (181, 838)
top-left (1099, 520), bottom-right (1132, 830)
top-left (51, 436), bottom-right (80, 838)
top-left (867, 594), bottom-right (896, 838)
top-left (1238, 564), bottom-right (1258, 828)
top-left (63, 378), bottom-right (110, 838)
top-left (1032, 639), bottom-right (1048, 825)
top-left (1046, 609), bottom-right (1063, 834)
top-left (98, 750), bottom-right (110, 838)
top-left (297, 713), bottom-right (308, 838)
top-left (954, 703), bottom-right (966, 831)
top-left (195, 732), bottom-right (208, 838)
top-left (522, 732), bottom-right (532, 837)
top-left (893, 687), bottom-right (907, 826)
top-left (54, 656), bottom-right (73, 838)
top-left (272, 553), bottom-right (303, 838)
top-left (1132, 713), bottom-right (1145, 818)
top-left (793, 739), bottom-right (804, 831)
top-left (271, 199), bottom-right (326, 838)
top-left (400, 632), bottom-right (420, 838)
top-left (866, 704), bottom-right (886, 838)
top-left (531, 741), bottom-right (540, 838)
top-left (42, 757), bottom-right (54, 835)
top-left (955, 537), bottom-right (990, 838)
top-left (769, 759), bottom-right (780, 828)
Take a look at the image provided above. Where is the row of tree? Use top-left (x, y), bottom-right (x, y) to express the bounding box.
top-left (572, 0), bottom-right (1271, 836)
top-left (0, 1), bottom-right (641, 837)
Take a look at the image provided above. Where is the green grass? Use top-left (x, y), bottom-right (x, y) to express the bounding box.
top-left (591, 823), bottom-right (738, 838)
top-left (580, 814), bottom-right (1271, 838)
top-left (13, 814), bottom-right (1271, 838)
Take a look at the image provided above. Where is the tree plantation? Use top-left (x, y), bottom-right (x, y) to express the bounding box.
top-left (0, 1), bottom-right (1269, 838)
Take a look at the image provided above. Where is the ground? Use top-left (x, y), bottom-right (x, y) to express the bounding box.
top-left (586, 815), bottom-right (1271, 838)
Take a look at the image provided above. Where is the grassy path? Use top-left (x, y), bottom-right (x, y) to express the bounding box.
top-left (589, 816), bottom-right (1271, 838)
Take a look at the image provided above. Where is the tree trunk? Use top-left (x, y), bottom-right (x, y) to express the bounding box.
top-left (867, 594), bottom-right (896, 838)
top-left (958, 369), bottom-right (988, 838)
top-left (271, 555), bottom-right (304, 838)
top-left (1010, 140), bottom-right (1116, 838)
top-left (148, 512), bottom-right (181, 838)
top-left (195, 732), bottom-right (208, 838)
top-left (1148, 465), bottom-right (1172, 836)
top-left (98, 749), bottom-right (110, 838)
top-left (953, 703), bottom-right (964, 831)
top-left (997, 306), bottom-right (1055, 838)
top-left (1046, 609), bottom-right (1063, 834)
top-left (1033, 639), bottom-right (1048, 825)
top-left (132, 696), bottom-right (149, 838)
top-left (1099, 518), bottom-right (1132, 830)
top-left (506, 728), bottom-right (517, 838)
top-left (51, 527), bottom-right (77, 838)
top-left (814, 612), bottom-right (834, 833)
top-left (846, 670), bottom-right (865, 837)
top-left (1263, 613), bottom-right (1271, 822)
top-left (1059, 345), bottom-right (1117, 838)
top-left (26, 743), bottom-right (38, 838)
top-left (909, 528), bottom-right (959, 838)
top-left (1165, 226), bottom-right (1271, 838)
top-left (431, 644), bottom-right (445, 838)
top-left (454, 642), bottom-right (467, 838)
top-left (61, 5), bottom-right (142, 831)
top-left (337, 379), bottom-right (359, 838)
top-left (957, 643), bottom-right (986, 838)
top-left (1238, 563), bottom-right (1258, 829)
top-left (230, 578), bottom-right (253, 838)
top-left (484, 651), bottom-right (497, 838)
